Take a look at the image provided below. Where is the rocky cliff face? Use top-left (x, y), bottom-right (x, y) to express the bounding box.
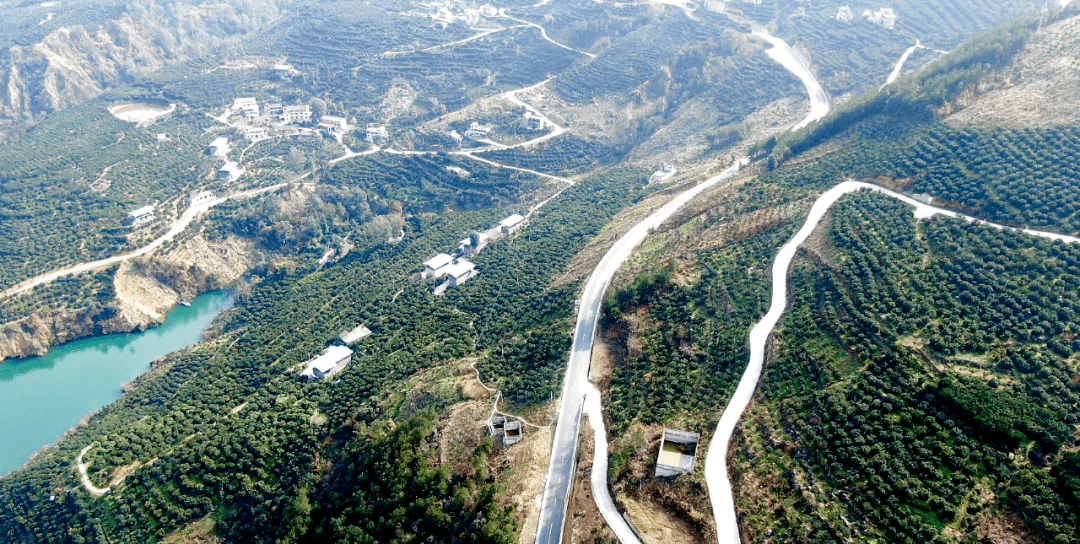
top-left (0, 234), bottom-right (260, 362)
top-left (0, 0), bottom-right (281, 128)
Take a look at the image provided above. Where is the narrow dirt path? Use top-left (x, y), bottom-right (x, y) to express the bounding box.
top-left (75, 444), bottom-right (109, 497)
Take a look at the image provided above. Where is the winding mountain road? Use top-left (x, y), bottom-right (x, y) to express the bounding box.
top-left (535, 159), bottom-right (746, 544)
top-left (703, 180), bottom-right (1080, 544)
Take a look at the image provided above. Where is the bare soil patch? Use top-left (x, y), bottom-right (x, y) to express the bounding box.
top-left (978, 510), bottom-right (1043, 544)
top-left (492, 424), bottom-right (554, 544)
top-left (946, 15), bottom-right (1080, 128)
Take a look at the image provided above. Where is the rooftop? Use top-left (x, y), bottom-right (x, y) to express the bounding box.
top-left (423, 253), bottom-right (454, 270)
top-left (301, 345), bottom-right (353, 378)
top-left (499, 214), bottom-right (525, 228)
top-left (128, 205), bottom-right (154, 217)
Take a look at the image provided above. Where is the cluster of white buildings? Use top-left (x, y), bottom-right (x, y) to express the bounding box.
top-left (299, 324), bottom-right (373, 381)
top-left (226, 97), bottom-right (352, 142)
top-left (863, 7), bottom-right (897, 28)
top-left (420, 213), bottom-right (526, 295)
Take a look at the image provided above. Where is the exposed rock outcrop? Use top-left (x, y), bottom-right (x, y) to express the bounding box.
top-left (0, 0), bottom-right (281, 131)
top-left (0, 234), bottom-right (259, 362)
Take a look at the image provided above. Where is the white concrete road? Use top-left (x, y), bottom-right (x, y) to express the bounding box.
top-left (536, 159), bottom-right (746, 544)
top-left (703, 180), bottom-right (1080, 544)
top-left (751, 28), bottom-right (830, 131)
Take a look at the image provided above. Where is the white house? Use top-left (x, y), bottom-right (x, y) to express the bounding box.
top-left (366, 125), bottom-right (389, 143)
top-left (264, 102), bottom-right (284, 116)
top-left (281, 105), bottom-right (312, 124)
top-left (498, 213), bottom-right (526, 234)
top-left (521, 112), bottom-right (546, 131)
top-left (446, 129), bottom-right (463, 146)
top-left (422, 253), bottom-right (454, 278)
top-left (190, 191), bottom-right (215, 207)
top-left (300, 345), bottom-right (353, 380)
top-left (444, 260), bottom-right (477, 287)
top-left (233, 97), bottom-right (257, 111)
top-left (835, 5), bottom-right (854, 21)
top-left (123, 205), bottom-right (155, 227)
top-left (464, 122), bottom-right (491, 140)
top-left (319, 115), bottom-right (349, 136)
top-left (218, 161), bottom-right (245, 182)
top-left (245, 126), bottom-right (269, 141)
top-left (864, 7), bottom-right (897, 29)
top-left (207, 137), bottom-right (230, 158)
top-left (446, 166), bottom-right (470, 178)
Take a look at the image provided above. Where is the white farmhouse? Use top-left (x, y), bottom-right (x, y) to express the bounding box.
top-left (245, 126), bottom-right (269, 141)
top-left (207, 137), bottom-right (230, 158)
top-left (464, 122), bottom-right (491, 141)
top-left (422, 253), bottom-right (454, 278)
top-left (498, 213), bottom-right (526, 234)
top-left (300, 345), bottom-right (353, 380)
top-left (319, 115), bottom-right (349, 136)
top-left (218, 161), bottom-right (245, 182)
top-left (366, 125), bottom-right (389, 143)
top-left (281, 105), bottom-right (312, 124)
top-left (123, 205), bottom-right (155, 227)
top-left (444, 260), bottom-right (477, 287)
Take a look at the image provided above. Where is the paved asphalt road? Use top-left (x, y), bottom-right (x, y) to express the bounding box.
top-left (535, 159), bottom-right (745, 544)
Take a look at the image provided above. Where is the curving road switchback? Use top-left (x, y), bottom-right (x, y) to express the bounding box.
top-left (703, 180), bottom-right (1080, 543)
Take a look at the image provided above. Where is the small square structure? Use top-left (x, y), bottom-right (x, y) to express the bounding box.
top-left (301, 345), bottom-right (353, 380)
top-left (503, 420), bottom-right (523, 446)
top-left (655, 429), bottom-right (700, 477)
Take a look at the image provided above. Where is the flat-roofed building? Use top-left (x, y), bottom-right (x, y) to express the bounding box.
top-left (190, 191), bottom-right (215, 207)
top-left (300, 345), bottom-right (353, 380)
top-left (207, 137), bottom-right (230, 158)
top-left (498, 213), bottom-right (526, 234)
top-left (245, 126), bottom-right (269, 141)
top-left (218, 161), bottom-right (245, 182)
top-left (444, 260), bottom-right (476, 287)
top-left (366, 125), bottom-right (389, 143)
top-left (319, 115), bottom-right (349, 136)
top-left (655, 429), bottom-right (700, 477)
top-left (281, 105), bottom-right (312, 124)
top-left (123, 205), bottom-right (155, 227)
top-left (422, 253), bottom-right (454, 278)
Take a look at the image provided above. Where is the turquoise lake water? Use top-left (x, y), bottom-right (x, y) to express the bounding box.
top-left (0, 292), bottom-right (233, 476)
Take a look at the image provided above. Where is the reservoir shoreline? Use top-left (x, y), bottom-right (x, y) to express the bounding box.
top-left (0, 291), bottom-right (234, 477)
